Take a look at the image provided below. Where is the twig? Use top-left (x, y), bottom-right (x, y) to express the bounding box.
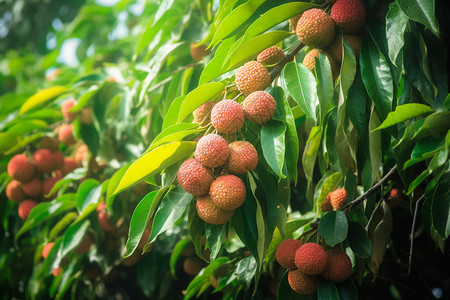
top-left (406, 194), bottom-right (425, 276)
top-left (343, 165), bottom-right (398, 213)
top-left (270, 42), bottom-right (305, 81)
top-left (376, 275), bottom-right (432, 300)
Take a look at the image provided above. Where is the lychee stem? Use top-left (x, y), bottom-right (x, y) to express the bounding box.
top-left (270, 42), bottom-right (305, 82)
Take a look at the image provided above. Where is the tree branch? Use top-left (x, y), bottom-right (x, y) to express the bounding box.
top-left (270, 42), bottom-right (304, 81)
top-left (343, 165), bottom-right (398, 213)
top-left (406, 194), bottom-right (425, 276)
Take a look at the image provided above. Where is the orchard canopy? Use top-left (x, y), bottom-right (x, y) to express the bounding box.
top-left (1, 0), bottom-right (449, 299)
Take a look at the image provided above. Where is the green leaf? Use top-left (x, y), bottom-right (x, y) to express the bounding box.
top-left (147, 123), bottom-right (199, 153)
top-left (318, 278), bottom-right (340, 300)
top-left (70, 86), bottom-right (99, 112)
top-left (315, 52), bottom-right (335, 123)
top-left (76, 179), bottom-right (101, 213)
top-left (386, 2), bottom-right (408, 66)
top-left (60, 220), bottom-right (90, 257)
top-left (18, 86), bottom-right (68, 115)
top-left (314, 172), bottom-right (342, 211)
top-left (161, 96), bottom-right (186, 130)
top-left (396, 0), bottom-right (439, 35)
top-left (413, 111), bottom-right (450, 140)
top-left (6, 120), bottom-right (48, 135)
top-left (205, 223), bottom-right (226, 262)
top-left (106, 163), bottom-right (131, 201)
top-left (431, 173), bottom-right (450, 238)
top-left (170, 239), bottom-right (191, 278)
top-left (199, 37), bottom-right (236, 84)
top-left (113, 141), bottom-right (196, 195)
top-left (0, 132), bottom-right (18, 154)
top-left (235, 256), bottom-right (257, 290)
top-left (374, 103), bottom-right (434, 130)
top-left (347, 222), bottom-right (372, 258)
top-left (284, 62), bottom-right (318, 122)
top-left (318, 211), bottom-right (348, 247)
top-left (336, 280), bottom-right (359, 300)
top-left (261, 120), bottom-right (286, 179)
top-left (177, 82), bottom-right (224, 123)
top-left (302, 126), bottom-right (322, 204)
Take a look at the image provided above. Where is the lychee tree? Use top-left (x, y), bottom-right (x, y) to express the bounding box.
top-left (0, 0), bottom-right (449, 299)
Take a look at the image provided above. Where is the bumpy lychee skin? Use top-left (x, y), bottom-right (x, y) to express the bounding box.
top-left (331, 0), bottom-right (366, 34)
top-left (42, 242), bottom-right (55, 259)
top-left (190, 44), bottom-right (211, 61)
top-left (257, 46), bottom-right (285, 65)
top-left (296, 8), bottom-right (335, 49)
top-left (22, 178), bottom-right (42, 197)
top-left (210, 175), bottom-right (246, 211)
top-left (276, 239), bottom-right (303, 270)
top-left (33, 149), bottom-right (55, 173)
top-left (6, 180), bottom-right (26, 202)
top-left (321, 249), bottom-right (352, 282)
top-left (196, 194), bottom-right (234, 225)
top-left (242, 91), bottom-right (277, 124)
top-left (387, 188), bottom-right (404, 208)
top-left (7, 154), bottom-right (35, 183)
top-left (183, 256), bottom-right (204, 275)
top-left (194, 134), bottom-right (229, 168)
top-left (288, 269), bottom-right (318, 295)
top-left (18, 200), bottom-right (37, 220)
top-left (289, 15), bottom-right (301, 32)
top-left (226, 141), bottom-right (258, 175)
top-left (196, 195), bottom-right (234, 225)
top-left (61, 98), bottom-right (77, 121)
top-left (330, 188), bottom-right (347, 210)
top-left (210, 100), bottom-right (245, 134)
top-left (58, 124), bottom-right (76, 145)
top-left (326, 34), bottom-right (362, 63)
top-left (235, 61), bottom-right (271, 96)
top-left (193, 101), bottom-right (216, 126)
top-left (62, 157), bottom-right (80, 176)
top-left (177, 158), bottom-right (214, 196)
top-left (295, 243), bottom-right (328, 275)
top-left (42, 175), bottom-right (62, 201)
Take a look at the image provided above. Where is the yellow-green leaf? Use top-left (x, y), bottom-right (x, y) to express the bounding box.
top-left (19, 86), bottom-right (69, 116)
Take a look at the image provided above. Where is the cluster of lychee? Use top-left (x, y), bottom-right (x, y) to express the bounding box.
top-left (321, 187), bottom-right (347, 212)
top-left (276, 240), bottom-right (352, 295)
top-left (292, 0), bottom-right (366, 78)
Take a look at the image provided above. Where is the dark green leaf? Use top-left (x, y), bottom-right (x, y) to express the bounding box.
top-left (374, 103), bottom-right (434, 131)
top-left (318, 278), bottom-right (339, 300)
top-left (318, 211), bottom-right (348, 247)
top-left (205, 223), bottom-right (226, 262)
top-left (396, 0), bottom-right (439, 35)
top-left (261, 120), bottom-right (286, 179)
top-left (235, 256), bottom-right (257, 290)
top-left (76, 179), bottom-right (101, 213)
top-left (386, 2), bottom-right (408, 66)
top-left (347, 222), bottom-right (372, 258)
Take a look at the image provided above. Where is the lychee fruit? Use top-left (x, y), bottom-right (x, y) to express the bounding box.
top-left (6, 180), bottom-right (26, 202)
top-left (235, 61), bottom-right (271, 96)
top-left (97, 202), bottom-right (115, 232)
top-left (80, 107), bottom-right (94, 125)
top-left (295, 243), bottom-right (328, 275)
top-left (7, 154), bottom-right (35, 183)
top-left (330, 188), bottom-right (347, 210)
top-left (331, 0), bottom-right (366, 34)
top-left (326, 34), bottom-right (362, 63)
top-left (75, 235), bottom-right (92, 254)
top-left (387, 188), bottom-right (404, 208)
top-left (289, 15), bottom-right (301, 32)
top-left (42, 175), bottom-right (62, 201)
top-left (190, 44), bottom-right (211, 61)
top-left (257, 46), bottom-right (285, 65)
top-left (22, 178), bottom-right (42, 197)
top-left (58, 124), bottom-right (76, 145)
top-left (242, 91), bottom-right (277, 124)
top-left (288, 269), bottom-right (318, 295)
top-left (321, 193), bottom-right (332, 212)
top-left (61, 98), bottom-right (77, 121)
top-left (183, 256), bottom-right (204, 276)
top-left (53, 151), bottom-right (65, 171)
top-left (196, 194), bottom-right (234, 225)
top-left (321, 249), bottom-right (352, 282)
top-left (177, 158), bottom-right (214, 196)
top-left (42, 242), bottom-right (55, 259)
top-left (74, 144), bottom-right (88, 164)
top-left (18, 200), bottom-right (37, 220)
top-left (39, 136), bottom-right (60, 152)
top-left (226, 141), bottom-right (258, 175)
top-left (296, 8), bottom-right (335, 49)
top-left (210, 175), bottom-right (246, 211)
top-left (210, 100), bottom-right (245, 134)
top-left (276, 239), bottom-right (303, 270)
top-left (62, 157), bottom-right (80, 176)
top-left (52, 267), bottom-right (62, 276)
top-left (194, 134), bottom-right (229, 168)
top-left (193, 101), bottom-right (216, 126)
top-left (33, 149), bottom-right (55, 173)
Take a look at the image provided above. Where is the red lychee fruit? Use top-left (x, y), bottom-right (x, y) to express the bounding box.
top-left (183, 256), bottom-right (204, 275)
top-left (39, 136), bottom-right (60, 152)
top-left (42, 242), bottom-right (55, 259)
top-left (331, 0), bottom-right (367, 34)
top-left (242, 91), bottom-right (277, 124)
top-left (6, 180), bottom-right (26, 202)
top-left (210, 100), bottom-right (245, 134)
top-left (42, 175), bottom-right (62, 201)
top-left (235, 61), bottom-right (271, 96)
top-left (257, 46), bottom-right (285, 65)
top-left (295, 243), bottom-right (328, 275)
top-left (52, 151), bottom-right (65, 171)
top-left (97, 202), bottom-right (115, 232)
top-left (62, 157), bottom-right (80, 176)
top-left (387, 188), bottom-right (404, 208)
top-left (210, 175), bottom-right (246, 211)
top-left (58, 124), bottom-right (76, 145)
top-left (7, 154), bottom-right (35, 183)
top-left (190, 44), bottom-right (211, 61)
top-left (330, 188), bottom-right (347, 210)
top-left (276, 239), bottom-right (303, 270)
top-left (18, 200), bottom-right (37, 220)
top-left (193, 101), bottom-right (216, 126)
top-left (321, 249), bottom-right (352, 282)
top-left (52, 266), bottom-right (62, 276)
top-left (288, 269), bottom-right (318, 295)
top-left (196, 194), bottom-right (234, 225)
top-left (74, 144), bottom-right (88, 164)
top-left (226, 141), bottom-right (258, 175)
top-left (33, 149), bottom-right (55, 173)
top-left (80, 107), bottom-right (94, 125)
top-left (177, 158), bottom-right (214, 196)
top-left (289, 15), bottom-right (301, 32)
top-left (75, 235), bottom-right (92, 254)
top-left (296, 8), bottom-right (335, 49)
top-left (61, 98), bottom-right (77, 121)
top-left (194, 134), bottom-right (229, 168)
top-left (22, 178), bottom-right (42, 198)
